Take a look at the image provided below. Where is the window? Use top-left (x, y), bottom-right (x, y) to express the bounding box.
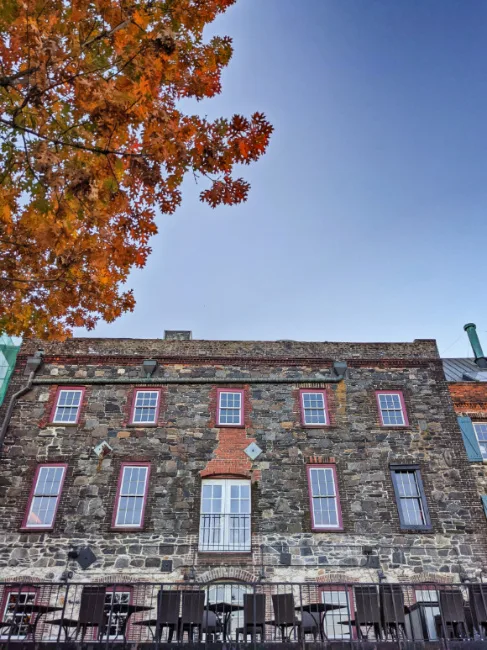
top-left (307, 465), bottom-right (343, 530)
top-left (102, 588), bottom-right (132, 640)
top-left (112, 464), bottom-right (150, 529)
top-left (199, 479), bottom-right (251, 552)
top-left (376, 391), bottom-right (408, 426)
top-left (22, 464), bottom-right (67, 529)
top-left (130, 389), bottom-right (160, 425)
top-left (391, 467), bottom-right (431, 530)
top-left (216, 389), bottom-right (244, 427)
top-left (408, 589), bottom-right (440, 641)
top-left (321, 589), bottom-right (354, 639)
top-left (473, 423), bottom-right (487, 460)
top-left (0, 590), bottom-right (37, 639)
top-left (52, 388), bottom-right (84, 424)
top-left (300, 390), bottom-right (328, 426)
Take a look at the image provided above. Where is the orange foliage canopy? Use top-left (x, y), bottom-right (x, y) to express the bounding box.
top-left (0, 0), bottom-right (272, 338)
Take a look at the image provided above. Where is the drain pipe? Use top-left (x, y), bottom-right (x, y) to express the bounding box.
top-left (0, 352), bottom-right (43, 454)
top-left (464, 323), bottom-right (487, 369)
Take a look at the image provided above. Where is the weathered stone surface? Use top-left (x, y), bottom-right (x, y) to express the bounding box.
top-left (0, 337), bottom-right (485, 584)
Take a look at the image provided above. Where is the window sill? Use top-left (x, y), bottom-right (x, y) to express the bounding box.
top-left (399, 526), bottom-right (433, 532)
top-left (49, 422), bottom-right (80, 427)
top-left (311, 527), bottom-right (344, 533)
top-left (20, 527), bottom-right (53, 532)
top-left (198, 550), bottom-right (252, 556)
top-left (125, 423), bottom-right (159, 428)
top-left (110, 526), bottom-right (145, 532)
top-left (216, 424), bottom-right (246, 429)
top-left (302, 424), bottom-right (332, 429)
top-left (379, 425), bottom-right (410, 430)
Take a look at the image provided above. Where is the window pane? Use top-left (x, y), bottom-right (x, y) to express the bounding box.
top-left (219, 392), bottom-right (242, 424)
top-left (1, 593), bottom-right (36, 639)
top-left (303, 392), bottom-right (326, 425)
top-left (313, 496), bottom-right (338, 526)
top-left (36, 467), bottom-right (64, 496)
top-left (322, 590), bottom-right (352, 639)
top-left (54, 390), bottom-right (82, 422)
top-left (378, 393), bottom-right (405, 425)
top-left (103, 592), bottom-right (131, 639)
top-left (28, 496), bottom-right (57, 527)
top-left (133, 391), bottom-right (158, 423)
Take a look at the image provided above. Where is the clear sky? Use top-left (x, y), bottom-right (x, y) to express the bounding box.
top-left (75, 0), bottom-right (487, 358)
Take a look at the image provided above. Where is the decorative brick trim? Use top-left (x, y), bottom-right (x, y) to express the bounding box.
top-left (308, 455), bottom-right (335, 465)
top-left (200, 427), bottom-right (257, 479)
top-left (399, 572), bottom-right (454, 584)
top-left (316, 573), bottom-right (359, 583)
top-left (196, 567), bottom-right (259, 584)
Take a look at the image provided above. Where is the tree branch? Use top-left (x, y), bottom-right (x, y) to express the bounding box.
top-left (0, 118), bottom-right (144, 157)
top-left (0, 66), bottom-right (39, 87)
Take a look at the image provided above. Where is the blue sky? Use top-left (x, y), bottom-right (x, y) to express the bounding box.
top-left (76, 0), bottom-right (487, 358)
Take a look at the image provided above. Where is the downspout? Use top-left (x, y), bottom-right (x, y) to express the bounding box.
top-left (0, 352), bottom-right (43, 454)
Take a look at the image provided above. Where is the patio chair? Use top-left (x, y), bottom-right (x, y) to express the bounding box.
top-left (435, 588), bottom-right (468, 639)
top-left (270, 593), bottom-right (303, 641)
top-left (380, 584), bottom-right (407, 640)
top-left (354, 585), bottom-right (382, 640)
top-left (47, 586), bottom-right (107, 641)
top-left (180, 590), bottom-right (205, 642)
top-left (236, 593), bottom-right (266, 641)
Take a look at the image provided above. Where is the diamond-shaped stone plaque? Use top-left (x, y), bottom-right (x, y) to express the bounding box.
top-left (76, 546), bottom-right (97, 570)
top-left (245, 442), bottom-right (263, 460)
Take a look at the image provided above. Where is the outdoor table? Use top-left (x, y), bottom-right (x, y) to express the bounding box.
top-left (295, 602), bottom-right (346, 641)
top-left (208, 601), bottom-right (244, 641)
top-left (107, 603), bottom-right (153, 639)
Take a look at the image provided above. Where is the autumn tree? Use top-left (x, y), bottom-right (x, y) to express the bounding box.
top-left (0, 0), bottom-right (272, 338)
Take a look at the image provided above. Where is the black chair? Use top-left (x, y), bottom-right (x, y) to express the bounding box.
top-left (180, 590), bottom-right (205, 641)
top-left (201, 610), bottom-right (223, 641)
top-left (271, 593), bottom-right (303, 641)
top-left (354, 586), bottom-right (382, 640)
top-left (436, 588), bottom-right (468, 639)
top-left (236, 593), bottom-right (266, 641)
top-left (155, 590), bottom-right (181, 642)
top-left (380, 584), bottom-right (407, 640)
top-left (469, 584), bottom-right (487, 637)
top-left (48, 586), bottom-right (107, 641)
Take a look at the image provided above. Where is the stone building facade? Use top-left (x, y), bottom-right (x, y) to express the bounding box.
top-left (0, 332), bottom-right (486, 586)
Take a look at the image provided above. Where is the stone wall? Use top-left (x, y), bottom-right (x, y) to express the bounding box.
top-left (0, 337), bottom-right (486, 585)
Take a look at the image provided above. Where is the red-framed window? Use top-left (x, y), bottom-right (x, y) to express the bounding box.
top-left (376, 391), bottom-right (408, 427)
top-left (99, 586), bottom-right (134, 641)
top-left (0, 587), bottom-right (38, 639)
top-left (216, 388), bottom-right (245, 427)
top-left (129, 389), bottom-right (162, 425)
top-left (112, 463), bottom-right (150, 529)
top-left (50, 387), bottom-right (85, 424)
top-left (21, 464), bottom-right (67, 530)
top-left (299, 389), bottom-right (329, 427)
top-left (307, 464), bottom-right (343, 531)
top-left (319, 586), bottom-right (356, 639)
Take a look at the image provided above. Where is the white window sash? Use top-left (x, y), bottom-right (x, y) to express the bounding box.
top-left (302, 392), bottom-right (327, 425)
top-left (378, 393), bottom-right (405, 425)
top-left (26, 466), bottom-right (65, 528)
top-left (114, 466), bottom-right (148, 527)
top-left (218, 392), bottom-right (243, 425)
top-left (309, 468), bottom-right (340, 529)
top-left (53, 390), bottom-right (82, 423)
top-left (132, 390), bottom-right (160, 424)
top-left (199, 479), bottom-right (251, 551)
